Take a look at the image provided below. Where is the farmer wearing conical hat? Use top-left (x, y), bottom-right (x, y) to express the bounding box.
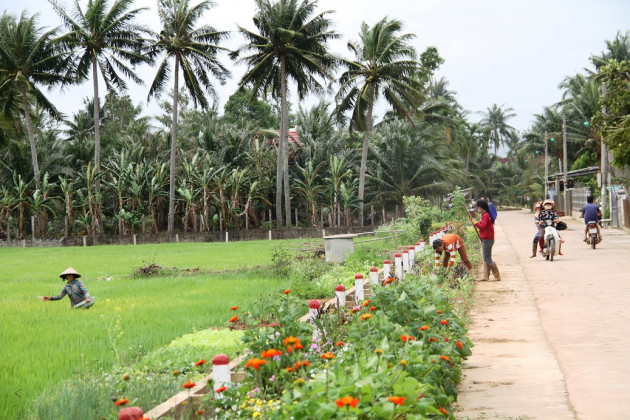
top-left (38, 268), bottom-right (94, 309)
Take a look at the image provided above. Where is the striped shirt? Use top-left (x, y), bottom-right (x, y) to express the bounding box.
top-left (51, 279), bottom-right (90, 307)
top-left (434, 234), bottom-right (463, 268)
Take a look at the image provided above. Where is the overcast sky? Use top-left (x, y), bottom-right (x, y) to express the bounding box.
top-left (7, 0), bottom-right (630, 134)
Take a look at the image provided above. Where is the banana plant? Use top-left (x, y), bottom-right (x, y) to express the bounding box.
top-left (28, 189), bottom-right (56, 238)
top-left (58, 177), bottom-right (76, 238)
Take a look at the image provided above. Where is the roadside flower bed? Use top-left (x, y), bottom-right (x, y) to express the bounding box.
top-left (194, 268), bottom-right (473, 419)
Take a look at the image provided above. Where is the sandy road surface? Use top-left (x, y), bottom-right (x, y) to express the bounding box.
top-left (456, 210), bottom-right (630, 420)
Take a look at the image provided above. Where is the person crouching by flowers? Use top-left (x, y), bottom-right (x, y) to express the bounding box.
top-left (38, 267), bottom-right (95, 309)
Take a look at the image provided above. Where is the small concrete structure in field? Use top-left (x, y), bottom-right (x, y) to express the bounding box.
top-left (323, 233), bottom-right (358, 262)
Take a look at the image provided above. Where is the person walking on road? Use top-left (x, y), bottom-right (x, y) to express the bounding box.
top-left (580, 195), bottom-right (602, 242)
top-left (471, 199), bottom-right (500, 281)
top-left (432, 233), bottom-right (473, 275)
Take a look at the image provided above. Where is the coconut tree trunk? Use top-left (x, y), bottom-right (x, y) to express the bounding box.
top-left (19, 85), bottom-right (40, 190)
top-left (357, 85), bottom-right (375, 227)
top-left (281, 56), bottom-right (291, 228)
top-left (91, 57), bottom-right (103, 234)
top-left (168, 56), bottom-right (180, 237)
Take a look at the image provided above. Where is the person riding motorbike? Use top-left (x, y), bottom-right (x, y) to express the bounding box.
top-left (536, 199), bottom-right (563, 256)
top-left (580, 195), bottom-right (602, 242)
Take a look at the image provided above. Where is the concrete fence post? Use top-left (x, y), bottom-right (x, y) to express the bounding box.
top-left (383, 260), bottom-right (391, 279)
top-left (309, 299), bottom-right (322, 341)
top-left (402, 250), bottom-right (410, 273)
top-left (82, 236), bottom-right (87, 247)
top-left (268, 230), bottom-right (272, 240)
top-left (369, 267), bottom-right (379, 286)
top-left (133, 235), bottom-right (137, 246)
top-left (408, 246), bottom-right (415, 265)
top-left (414, 242), bottom-right (420, 253)
top-left (354, 274), bottom-right (365, 305)
top-left (175, 234), bottom-right (179, 243)
top-left (335, 285), bottom-right (346, 309)
top-left (225, 231), bottom-right (229, 243)
top-left (394, 253), bottom-right (402, 279)
top-left (212, 354), bottom-right (231, 399)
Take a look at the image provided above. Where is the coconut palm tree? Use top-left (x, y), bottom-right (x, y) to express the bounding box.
top-left (232, 0), bottom-right (337, 228)
top-left (478, 103), bottom-right (516, 156)
top-left (146, 0), bottom-right (230, 236)
top-left (50, 0), bottom-right (150, 179)
top-left (0, 12), bottom-right (73, 189)
top-left (334, 18), bottom-right (425, 225)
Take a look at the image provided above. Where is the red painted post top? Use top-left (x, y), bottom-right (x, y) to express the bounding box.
top-left (395, 253), bottom-right (401, 258)
top-left (370, 267), bottom-right (378, 272)
top-left (309, 299), bottom-right (322, 309)
top-left (212, 354), bottom-right (230, 365)
top-left (335, 284), bottom-right (346, 292)
top-left (409, 246), bottom-right (414, 249)
top-left (354, 273), bottom-right (364, 279)
top-left (420, 239), bottom-right (425, 242)
top-left (383, 259), bottom-right (390, 264)
top-left (402, 250), bottom-right (408, 253)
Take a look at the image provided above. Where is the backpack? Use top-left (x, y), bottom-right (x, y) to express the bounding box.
top-left (488, 202), bottom-right (497, 224)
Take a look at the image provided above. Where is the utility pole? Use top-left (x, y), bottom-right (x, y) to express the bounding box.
top-left (562, 114), bottom-right (568, 214)
top-left (544, 131), bottom-right (548, 199)
top-left (600, 83), bottom-right (608, 215)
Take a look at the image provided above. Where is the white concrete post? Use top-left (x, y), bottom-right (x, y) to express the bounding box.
top-left (383, 260), bottom-right (391, 279)
top-left (82, 236), bottom-right (87, 247)
top-left (369, 267), bottom-right (379, 286)
top-left (402, 250), bottom-right (410, 273)
top-left (415, 242), bottom-right (420, 253)
top-left (354, 274), bottom-right (365, 305)
top-left (419, 239), bottom-right (425, 248)
top-left (268, 230), bottom-right (272, 240)
top-left (133, 234), bottom-right (137, 246)
top-left (225, 231), bottom-right (229, 243)
top-left (309, 299), bottom-right (322, 341)
top-left (175, 233), bottom-right (179, 243)
top-left (212, 354), bottom-right (230, 398)
top-left (408, 246), bottom-right (415, 265)
top-left (335, 285), bottom-right (346, 309)
top-left (394, 253), bottom-right (402, 279)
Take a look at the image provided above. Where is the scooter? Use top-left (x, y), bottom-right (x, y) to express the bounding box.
top-left (541, 219), bottom-right (560, 261)
top-left (586, 221), bottom-right (602, 249)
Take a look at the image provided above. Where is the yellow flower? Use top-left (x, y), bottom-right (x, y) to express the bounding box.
top-left (294, 378), bottom-right (306, 385)
top-left (374, 348), bottom-right (383, 354)
top-left (253, 413), bottom-right (261, 418)
top-left (400, 359), bottom-right (408, 365)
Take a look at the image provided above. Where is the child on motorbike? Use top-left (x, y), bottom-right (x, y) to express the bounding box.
top-left (536, 200), bottom-right (563, 256)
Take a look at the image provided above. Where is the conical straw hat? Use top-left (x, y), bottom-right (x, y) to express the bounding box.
top-left (59, 267), bottom-right (81, 279)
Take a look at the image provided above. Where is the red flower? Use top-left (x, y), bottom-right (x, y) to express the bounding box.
top-left (437, 310), bottom-right (443, 314)
top-left (428, 337), bottom-right (438, 343)
top-left (182, 381), bottom-right (196, 389)
top-left (261, 348), bottom-right (282, 359)
top-left (194, 359), bottom-right (206, 367)
top-left (336, 341), bottom-right (344, 347)
top-left (387, 396), bottom-right (405, 405)
top-left (215, 386), bottom-right (227, 393)
top-left (286, 367), bottom-right (295, 372)
top-left (293, 342), bottom-right (304, 350)
top-left (196, 409), bottom-right (205, 415)
top-left (283, 289), bottom-right (291, 294)
top-left (401, 334), bottom-right (410, 342)
top-left (245, 358), bottom-right (268, 370)
top-left (439, 407), bottom-right (448, 415)
top-left (369, 306), bottom-right (376, 311)
top-left (440, 319), bottom-right (448, 325)
top-left (456, 341), bottom-right (463, 350)
top-left (230, 306), bottom-right (239, 311)
top-left (419, 325), bottom-right (429, 331)
top-left (228, 316), bottom-right (239, 323)
top-left (444, 337), bottom-right (449, 342)
top-left (440, 355), bottom-right (450, 362)
top-left (335, 396), bottom-right (359, 408)
top-left (294, 360), bottom-right (311, 369)
top-left (115, 398), bottom-right (129, 406)
top-left (321, 352), bottom-right (335, 359)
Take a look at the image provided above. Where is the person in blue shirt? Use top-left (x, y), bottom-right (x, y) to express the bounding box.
top-left (580, 196), bottom-right (602, 242)
top-left (38, 267), bottom-right (94, 309)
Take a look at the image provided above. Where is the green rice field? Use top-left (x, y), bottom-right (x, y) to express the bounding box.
top-left (0, 239), bottom-right (311, 419)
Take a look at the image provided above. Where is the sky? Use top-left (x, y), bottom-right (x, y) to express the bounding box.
top-left (6, 0), bottom-right (630, 135)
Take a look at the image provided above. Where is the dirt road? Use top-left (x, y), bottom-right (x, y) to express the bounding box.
top-left (456, 210), bottom-right (630, 420)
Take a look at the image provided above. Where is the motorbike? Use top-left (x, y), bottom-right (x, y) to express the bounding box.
top-left (541, 219), bottom-right (560, 261)
top-left (586, 221), bottom-right (602, 249)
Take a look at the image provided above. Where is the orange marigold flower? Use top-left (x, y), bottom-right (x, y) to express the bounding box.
top-left (245, 358), bottom-right (268, 370)
top-left (437, 310), bottom-right (443, 314)
top-left (293, 342), bottom-right (304, 350)
top-left (261, 348), bottom-right (282, 359)
top-left (361, 299), bottom-right (371, 307)
top-left (350, 307), bottom-right (361, 313)
top-left (115, 398), bottom-right (129, 406)
top-left (400, 359), bottom-right (408, 365)
top-left (195, 359), bottom-right (206, 367)
top-left (439, 407), bottom-right (448, 415)
top-left (419, 325), bottom-right (429, 331)
top-left (401, 334), bottom-right (410, 342)
top-left (387, 396), bottom-right (406, 405)
top-left (440, 319), bottom-right (448, 325)
top-left (172, 370), bottom-right (180, 376)
top-left (359, 313), bottom-right (372, 320)
top-left (321, 352), bottom-right (335, 359)
top-left (122, 373), bottom-right (130, 381)
top-left (336, 341), bottom-right (344, 347)
top-left (335, 396), bottom-right (359, 408)
top-left (456, 341), bottom-right (463, 350)
top-left (283, 336), bottom-right (301, 346)
top-left (228, 316), bottom-right (239, 323)
top-left (374, 348), bottom-right (383, 354)
top-left (230, 306), bottom-right (239, 311)
top-left (440, 355), bottom-right (450, 362)
top-left (196, 409), bottom-right (205, 415)
top-left (369, 306), bottom-right (376, 311)
top-left (286, 367), bottom-right (295, 372)
top-left (428, 337), bottom-right (438, 343)
top-left (283, 289), bottom-right (291, 294)
top-left (215, 386), bottom-right (227, 393)
top-left (182, 381), bottom-right (196, 389)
